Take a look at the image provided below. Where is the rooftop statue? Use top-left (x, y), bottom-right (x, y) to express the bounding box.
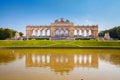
top-left (14, 32), bottom-right (20, 40)
top-left (104, 32), bottom-right (111, 40)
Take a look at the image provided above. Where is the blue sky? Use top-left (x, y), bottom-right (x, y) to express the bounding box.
top-left (0, 0), bottom-right (120, 35)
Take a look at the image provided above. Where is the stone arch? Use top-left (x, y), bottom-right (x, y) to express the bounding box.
top-left (41, 29), bottom-right (45, 36)
top-left (74, 29), bottom-right (77, 36)
top-left (37, 29), bottom-right (40, 36)
top-left (38, 28), bottom-right (43, 36)
top-left (46, 29), bottom-right (50, 36)
top-left (59, 29), bottom-right (64, 37)
top-left (32, 29), bottom-right (37, 36)
top-left (55, 29), bottom-right (60, 36)
top-left (78, 30), bottom-right (82, 36)
top-left (88, 29), bottom-right (92, 36)
top-left (64, 29), bottom-right (69, 37)
top-left (44, 29), bottom-right (47, 36)
top-left (81, 30), bottom-right (84, 37)
top-left (86, 30), bottom-right (89, 37)
top-left (84, 30), bottom-right (87, 37)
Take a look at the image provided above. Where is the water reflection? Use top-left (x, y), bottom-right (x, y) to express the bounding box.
top-left (0, 50), bottom-right (23, 64)
top-left (100, 54), bottom-right (120, 67)
top-left (0, 49), bottom-right (120, 80)
top-left (26, 54), bottom-right (98, 74)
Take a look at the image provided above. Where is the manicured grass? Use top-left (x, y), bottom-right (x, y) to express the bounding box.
top-left (0, 40), bottom-right (120, 47)
top-left (0, 49), bottom-right (120, 54)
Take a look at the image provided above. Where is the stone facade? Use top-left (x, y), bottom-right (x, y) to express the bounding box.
top-left (26, 18), bottom-right (98, 40)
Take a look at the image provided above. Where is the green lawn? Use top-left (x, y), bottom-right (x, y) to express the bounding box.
top-left (0, 40), bottom-right (120, 47)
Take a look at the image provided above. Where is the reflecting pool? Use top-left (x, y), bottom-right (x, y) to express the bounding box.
top-left (0, 49), bottom-right (120, 80)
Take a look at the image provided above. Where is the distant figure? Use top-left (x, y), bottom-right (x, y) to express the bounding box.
top-left (104, 32), bottom-right (111, 40)
top-left (14, 32), bottom-right (20, 40)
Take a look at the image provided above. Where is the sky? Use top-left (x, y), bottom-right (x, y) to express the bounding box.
top-left (0, 0), bottom-right (120, 35)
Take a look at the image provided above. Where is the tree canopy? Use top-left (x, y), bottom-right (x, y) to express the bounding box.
top-left (99, 26), bottom-right (120, 39)
top-left (0, 28), bottom-right (23, 40)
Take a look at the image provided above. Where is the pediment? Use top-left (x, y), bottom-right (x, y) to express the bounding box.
top-left (51, 18), bottom-right (73, 26)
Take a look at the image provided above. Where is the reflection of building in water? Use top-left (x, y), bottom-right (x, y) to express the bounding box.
top-left (26, 53), bottom-right (98, 74)
top-left (0, 50), bottom-right (24, 64)
top-left (26, 54), bottom-right (50, 67)
top-left (74, 54), bottom-right (98, 68)
top-left (100, 54), bottom-right (120, 66)
top-left (50, 54), bottom-right (74, 74)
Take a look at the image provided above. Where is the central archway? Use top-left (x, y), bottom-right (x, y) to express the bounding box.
top-left (55, 29), bottom-right (60, 37)
top-left (59, 29), bottom-right (64, 37)
top-left (65, 29), bottom-right (69, 37)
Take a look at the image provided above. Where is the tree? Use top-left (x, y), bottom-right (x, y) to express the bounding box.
top-left (0, 28), bottom-right (4, 39)
top-left (109, 27), bottom-right (118, 38)
top-left (0, 28), bottom-right (17, 40)
top-left (19, 32), bottom-right (23, 37)
top-left (98, 26), bottom-right (120, 39)
top-left (116, 26), bottom-right (120, 39)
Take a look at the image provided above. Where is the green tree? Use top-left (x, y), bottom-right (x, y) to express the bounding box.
top-left (98, 26), bottom-right (120, 39)
top-left (0, 28), bottom-right (4, 39)
top-left (19, 32), bottom-right (23, 37)
top-left (109, 27), bottom-right (118, 38)
top-left (0, 28), bottom-right (17, 40)
top-left (116, 26), bottom-right (120, 39)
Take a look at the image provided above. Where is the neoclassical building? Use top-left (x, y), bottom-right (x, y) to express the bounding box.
top-left (26, 18), bottom-right (98, 40)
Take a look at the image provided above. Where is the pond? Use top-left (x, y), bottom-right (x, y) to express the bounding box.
top-left (0, 49), bottom-right (120, 80)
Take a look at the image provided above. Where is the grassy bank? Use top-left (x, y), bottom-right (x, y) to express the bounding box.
top-left (0, 40), bottom-right (120, 48)
top-left (0, 49), bottom-right (120, 54)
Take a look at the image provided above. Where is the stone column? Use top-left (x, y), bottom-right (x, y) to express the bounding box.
top-left (87, 30), bottom-right (89, 37)
top-left (50, 26), bottom-right (55, 37)
top-left (35, 30), bottom-right (38, 36)
top-left (77, 30), bottom-right (79, 36)
top-left (26, 27), bottom-right (32, 37)
top-left (69, 27), bottom-right (74, 38)
top-left (82, 30), bottom-right (84, 37)
top-left (44, 30), bottom-right (46, 36)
